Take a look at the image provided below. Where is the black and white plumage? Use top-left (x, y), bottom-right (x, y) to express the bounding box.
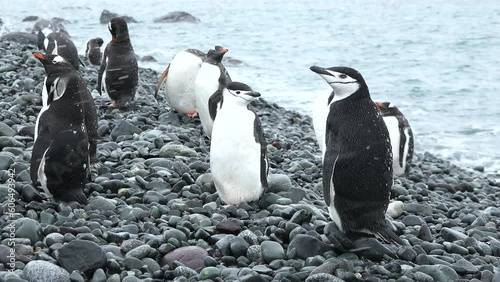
top-left (85, 37), bottom-right (104, 65)
top-left (155, 48), bottom-right (206, 117)
top-left (38, 30), bottom-right (82, 70)
top-left (210, 82), bottom-right (268, 205)
top-left (194, 46), bottom-right (231, 137)
top-left (316, 65), bottom-right (404, 245)
top-left (376, 102), bottom-right (414, 176)
top-left (30, 52), bottom-right (97, 205)
top-left (97, 17), bottom-right (138, 109)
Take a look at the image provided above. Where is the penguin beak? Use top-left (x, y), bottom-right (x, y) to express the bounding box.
top-left (246, 91), bottom-right (261, 98)
top-left (219, 48), bottom-right (228, 54)
top-left (310, 66), bottom-right (331, 76)
top-left (32, 52), bottom-right (46, 61)
top-left (112, 35), bottom-right (116, 41)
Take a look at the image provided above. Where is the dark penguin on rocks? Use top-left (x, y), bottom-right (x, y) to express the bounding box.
top-left (194, 46), bottom-right (231, 138)
top-left (30, 52), bottom-right (95, 205)
top-left (97, 17), bottom-right (138, 109)
top-left (210, 82), bottom-right (268, 205)
top-left (310, 65), bottom-right (404, 245)
top-left (376, 102), bottom-right (414, 176)
top-left (38, 30), bottom-right (84, 70)
top-left (85, 37), bottom-right (104, 65)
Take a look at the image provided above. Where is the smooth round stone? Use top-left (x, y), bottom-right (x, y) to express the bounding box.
top-left (125, 245), bottom-right (153, 259)
top-left (260, 241), bottom-right (285, 263)
top-left (14, 218), bottom-right (42, 245)
top-left (402, 215), bottom-right (425, 226)
top-left (23, 260), bottom-right (70, 282)
top-left (88, 196), bottom-right (116, 211)
top-left (199, 266), bottom-right (220, 280)
top-left (387, 201), bottom-right (404, 218)
top-left (57, 240), bottom-right (107, 274)
top-left (160, 246), bottom-right (208, 270)
top-left (89, 268), bottom-right (106, 282)
top-left (267, 174), bottom-right (293, 193)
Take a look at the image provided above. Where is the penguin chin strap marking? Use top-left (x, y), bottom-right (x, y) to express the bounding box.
top-left (329, 81), bottom-right (358, 85)
top-left (230, 93), bottom-right (253, 102)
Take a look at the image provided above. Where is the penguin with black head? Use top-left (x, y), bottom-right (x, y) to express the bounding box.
top-left (194, 46), bottom-right (231, 138)
top-left (85, 37), bottom-right (104, 65)
top-left (310, 65), bottom-right (404, 246)
top-left (30, 52), bottom-right (96, 205)
top-left (97, 17), bottom-right (138, 109)
top-left (38, 30), bottom-right (84, 70)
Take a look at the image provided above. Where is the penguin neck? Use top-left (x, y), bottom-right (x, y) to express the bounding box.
top-left (204, 56), bottom-right (223, 65)
top-left (222, 93), bottom-right (251, 109)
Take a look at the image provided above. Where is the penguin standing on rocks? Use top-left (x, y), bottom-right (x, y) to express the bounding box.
top-left (210, 82), bottom-right (268, 205)
top-left (85, 37), bottom-right (104, 65)
top-left (376, 102), bottom-right (414, 176)
top-left (38, 30), bottom-right (83, 70)
top-left (30, 52), bottom-right (95, 205)
top-left (155, 48), bottom-right (206, 117)
top-left (314, 65), bottom-right (404, 245)
top-left (97, 17), bottom-right (138, 109)
top-left (194, 46), bottom-right (231, 137)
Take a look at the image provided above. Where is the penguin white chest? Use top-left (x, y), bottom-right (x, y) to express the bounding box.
top-left (383, 116), bottom-right (403, 175)
top-left (312, 91), bottom-right (331, 160)
top-left (210, 107), bottom-right (262, 205)
top-left (195, 64), bottom-right (221, 136)
top-left (35, 77), bottom-right (49, 140)
top-left (165, 52), bottom-right (201, 113)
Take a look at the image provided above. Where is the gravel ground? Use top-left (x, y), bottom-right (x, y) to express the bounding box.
top-left (1, 40), bottom-right (500, 282)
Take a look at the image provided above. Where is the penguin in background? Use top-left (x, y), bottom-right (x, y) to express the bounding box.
top-left (155, 48), bottom-right (206, 117)
top-left (38, 30), bottom-right (84, 70)
top-left (376, 102), bottom-right (414, 176)
top-left (30, 52), bottom-right (94, 205)
top-left (210, 82), bottom-right (268, 205)
top-left (85, 37), bottom-right (104, 65)
top-left (97, 17), bottom-right (138, 109)
top-left (312, 65), bottom-right (404, 245)
top-left (194, 46), bottom-right (231, 137)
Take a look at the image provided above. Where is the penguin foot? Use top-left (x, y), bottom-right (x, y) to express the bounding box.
top-left (55, 189), bottom-right (88, 205)
top-left (103, 103), bottom-right (119, 109)
top-left (324, 222), bottom-right (355, 252)
top-left (187, 111), bottom-right (198, 118)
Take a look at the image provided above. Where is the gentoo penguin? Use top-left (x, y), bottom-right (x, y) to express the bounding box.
top-left (210, 82), bottom-right (268, 205)
top-left (376, 102), bottom-right (414, 176)
top-left (194, 46), bottom-right (231, 137)
top-left (85, 37), bottom-right (104, 65)
top-left (316, 65), bottom-right (404, 245)
top-left (30, 52), bottom-right (93, 205)
top-left (155, 48), bottom-right (206, 117)
top-left (97, 17), bottom-right (138, 109)
top-left (39, 31), bottom-right (83, 70)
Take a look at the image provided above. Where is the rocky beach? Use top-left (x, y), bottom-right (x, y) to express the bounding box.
top-left (1, 40), bottom-right (500, 282)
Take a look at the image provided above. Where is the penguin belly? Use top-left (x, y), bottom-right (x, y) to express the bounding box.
top-left (195, 64), bottom-right (221, 137)
top-left (312, 91), bottom-right (330, 160)
top-left (165, 52), bottom-right (201, 114)
top-left (210, 109), bottom-right (263, 204)
top-left (383, 116), bottom-right (403, 176)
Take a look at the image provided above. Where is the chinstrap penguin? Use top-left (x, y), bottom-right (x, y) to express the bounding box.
top-left (318, 66), bottom-right (404, 245)
top-left (155, 48), bottom-right (206, 117)
top-left (39, 30), bottom-right (84, 70)
top-left (194, 46), bottom-right (231, 137)
top-left (85, 37), bottom-right (104, 65)
top-left (30, 52), bottom-right (93, 205)
top-left (376, 102), bottom-right (414, 176)
top-left (97, 17), bottom-right (138, 109)
top-left (210, 82), bottom-right (268, 205)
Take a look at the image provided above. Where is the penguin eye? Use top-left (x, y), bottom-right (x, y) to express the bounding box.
top-left (52, 60), bottom-right (57, 64)
top-left (339, 74), bottom-right (347, 79)
top-left (235, 91), bottom-right (241, 94)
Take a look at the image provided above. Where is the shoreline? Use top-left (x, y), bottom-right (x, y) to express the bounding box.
top-left (1, 40), bottom-right (500, 281)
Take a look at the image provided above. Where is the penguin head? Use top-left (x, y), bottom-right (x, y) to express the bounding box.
top-left (94, 37), bottom-right (104, 46)
top-left (33, 52), bottom-right (73, 72)
top-left (310, 66), bottom-right (369, 102)
top-left (108, 17), bottom-right (130, 41)
top-left (223, 82), bottom-right (261, 105)
top-left (205, 46), bottom-right (228, 64)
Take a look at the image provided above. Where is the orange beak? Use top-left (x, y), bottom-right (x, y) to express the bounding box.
top-left (220, 48), bottom-right (228, 53)
top-left (112, 35), bottom-right (116, 41)
top-left (375, 102), bottom-right (383, 107)
top-left (32, 52), bottom-right (45, 60)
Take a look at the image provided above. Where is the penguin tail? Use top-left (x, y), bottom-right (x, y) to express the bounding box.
top-left (375, 227), bottom-right (405, 246)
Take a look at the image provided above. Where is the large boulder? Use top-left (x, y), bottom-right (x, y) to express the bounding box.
top-left (100, 10), bottom-right (138, 24)
top-left (153, 11), bottom-right (200, 23)
top-left (0, 32), bottom-right (37, 45)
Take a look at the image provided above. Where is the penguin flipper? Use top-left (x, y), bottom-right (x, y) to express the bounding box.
top-left (30, 120), bottom-right (52, 184)
top-left (322, 128), bottom-right (339, 206)
top-left (208, 89), bottom-right (223, 121)
top-left (155, 64), bottom-right (170, 99)
top-left (253, 112), bottom-right (269, 192)
top-left (97, 47), bottom-right (108, 95)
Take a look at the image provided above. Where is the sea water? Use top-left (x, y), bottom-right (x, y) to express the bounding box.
top-left (1, 0), bottom-right (499, 174)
